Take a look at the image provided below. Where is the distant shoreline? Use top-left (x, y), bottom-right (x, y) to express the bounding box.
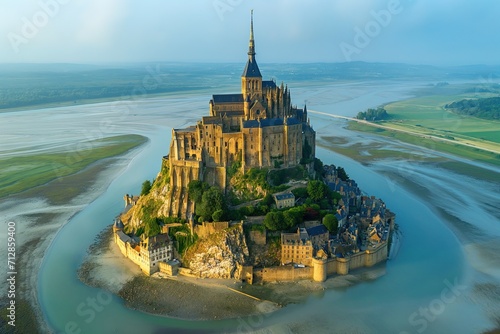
top-left (0, 89), bottom-right (209, 114)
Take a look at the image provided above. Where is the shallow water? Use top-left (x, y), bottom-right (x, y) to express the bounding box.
top-left (0, 79), bottom-right (497, 333)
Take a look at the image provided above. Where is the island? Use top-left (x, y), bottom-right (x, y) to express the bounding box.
top-left (112, 12), bottom-right (396, 291)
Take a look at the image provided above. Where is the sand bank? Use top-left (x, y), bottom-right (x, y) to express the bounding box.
top-left (0, 143), bottom-right (146, 333)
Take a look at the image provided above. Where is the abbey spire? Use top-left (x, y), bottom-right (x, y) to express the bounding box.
top-left (242, 10), bottom-right (262, 101)
top-left (248, 9), bottom-right (255, 58)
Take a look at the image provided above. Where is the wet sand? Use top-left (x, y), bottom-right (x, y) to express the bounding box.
top-left (79, 229), bottom-right (280, 320)
top-left (78, 225), bottom-right (387, 322)
top-left (0, 147), bottom-right (145, 334)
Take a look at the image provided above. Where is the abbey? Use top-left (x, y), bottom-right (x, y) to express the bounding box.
top-left (166, 12), bottom-right (316, 218)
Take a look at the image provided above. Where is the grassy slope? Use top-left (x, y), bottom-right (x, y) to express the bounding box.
top-left (0, 134), bottom-right (147, 199)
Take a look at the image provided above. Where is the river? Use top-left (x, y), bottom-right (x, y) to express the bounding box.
top-left (1, 79), bottom-right (498, 333)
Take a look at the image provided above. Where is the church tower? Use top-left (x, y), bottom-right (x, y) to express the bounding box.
top-left (241, 10), bottom-right (262, 103)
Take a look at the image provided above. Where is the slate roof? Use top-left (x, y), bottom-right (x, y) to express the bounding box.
top-left (243, 118), bottom-right (287, 128)
top-left (242, 58), bottom-right (262, 77)
top-left (274, 193), bottom-right (295, 201)
top-left (212, 94), bottom-right (244, 103)
top-left (113, 219), bottom-right (124, 230)
top-left (262, 80), bottom-right (277, 88)
top-left (222, 111), bottom-right (245, 117)
top-left (116, 230), bottom-right (131, 243)
top-left (175, 126), bottom-right (197, 133)
top-left (202, 116), bottom-right (221, 125)
top-left (144, 234), bottom-right (171, 251)
top-left (306, 224), bottom-right (329, 237)
top-left (285, 117), bottom-right (301, 126)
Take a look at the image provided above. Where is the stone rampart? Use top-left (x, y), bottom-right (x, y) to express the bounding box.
top-left (255, 266), bottom-right (313, 283)
top-left (258, 242), bottom-right (388, 283)
top-left (194, 221), bottom-right (230, 239)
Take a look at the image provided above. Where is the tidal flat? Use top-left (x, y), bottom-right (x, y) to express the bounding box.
top-left (0, 134), bottom-right (147, 199)
top-left (0, 136), bottom-right (147, 334)
top-left (1, 68), bottom-right (499, 333)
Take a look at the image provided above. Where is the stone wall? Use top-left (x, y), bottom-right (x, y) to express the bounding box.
top-left (258, 241), bottom-right (389, 283)
top-left (255, 266), bottom-right (313, 283)
top-left (194, 221), bottom-right (230, 239)
top-left (249, 230), bottom-right (266, 245)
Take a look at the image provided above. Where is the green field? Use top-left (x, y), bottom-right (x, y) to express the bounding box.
top-left (383, 94), bottom-right (500, 144)
top-left (0, 134), bottom-right (147, 199)
top-left (348, 122), bottom-right (500, 166)
top-left (347, 88), bottom-right (500, 166)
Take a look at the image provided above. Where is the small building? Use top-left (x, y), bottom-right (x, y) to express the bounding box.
top-left (306, 224), bottom-right (329, 248)
top-left (273, 192), bottom-right (295, 209)
top-left (113, 224), bottom-right (174, 276)
top-left (140, 234), bottom-right (174, 275)
top-left (281, 228), bottom-right (313, 266)
top-left (159, 259), bottom-right (180, 276)
top-left (123, 194), bottom-right (139, 207)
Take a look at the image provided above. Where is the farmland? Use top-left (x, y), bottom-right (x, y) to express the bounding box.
top-left (348, 87), bottom-right (500, 166)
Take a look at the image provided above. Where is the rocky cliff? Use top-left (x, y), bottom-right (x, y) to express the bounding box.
top-left (182, 224), bottom-right (249, 279)
top-left (122, 158), bottom-right (186, 230)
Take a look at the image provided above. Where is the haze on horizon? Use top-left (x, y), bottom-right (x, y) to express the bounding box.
top-left (1, 0), bottom-right (499, 67)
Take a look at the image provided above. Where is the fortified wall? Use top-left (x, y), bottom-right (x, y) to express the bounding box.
top-left (254, 242), bottom-right (388, 283)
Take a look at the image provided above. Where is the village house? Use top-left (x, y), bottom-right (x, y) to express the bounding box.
top-left (113, 219), bottom-right (174, 276)
top-left (273, 192), bottom-right (295, 209)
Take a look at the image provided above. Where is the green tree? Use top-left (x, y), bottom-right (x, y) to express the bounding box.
top-left (283, 207), bottom-right (304, 228)
top-left (313, 158), bottom-right (324, 177)
top-left (262, 193), bottom-right (274, 206)
top-left (263, 211), bottom-right (286, 231)
top-left (144, 216), bottom-right (161, 237)
top-left (331, 191), bottom-right (342, 205)
top-left (141, 180), bottom-right (152, 196)
top-left (188, 180), bottom-right (209, 203)
top-left (319, 198), bottom-right (330, 209)
top-left (292, 187), bottom-right (308, 199)
top-left (212, 209), bottom-right (225, 222)
top-left (301, 138), bottom-right (312, 163)
top-left (336, 167), bottom-right (349, 181)
top-left (196, 186), bottom-right (226, 221)
top-left (323, 214), bottom-right (338, 234)
top-left (307, 180), bottom-right (327, 201)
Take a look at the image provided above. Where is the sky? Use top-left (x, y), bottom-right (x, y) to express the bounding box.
top-left (1, 0), bottom-right (499, 66)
